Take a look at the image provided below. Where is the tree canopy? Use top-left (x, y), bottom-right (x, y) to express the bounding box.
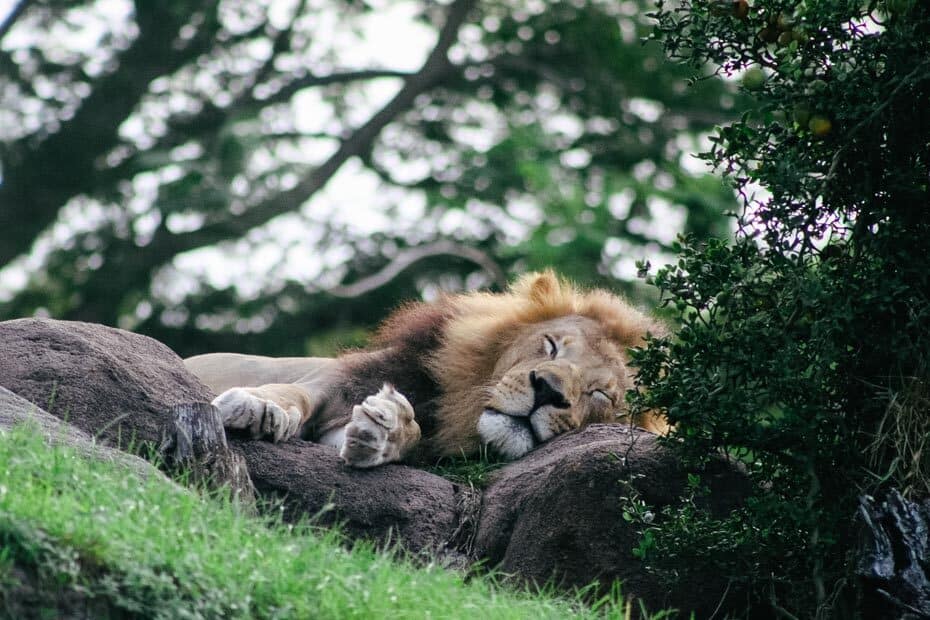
top-left (0, 0), bottom-right (738, 356)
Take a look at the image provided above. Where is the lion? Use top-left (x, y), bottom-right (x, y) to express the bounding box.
top-left (184, 271), bottom-right (666, 468)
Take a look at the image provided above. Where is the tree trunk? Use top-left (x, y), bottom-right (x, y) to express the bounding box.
top-left (857, 490), bottom-right (930, 619)
top-left (161, 402), bottom-right (255, 505)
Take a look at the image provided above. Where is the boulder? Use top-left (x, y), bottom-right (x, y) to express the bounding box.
top-left (0, 318), bottom-right (460, 555)
top-left (0, 386), bottom-right (169, 483)
top-left (474, 424), bottom-right (749, 617)
top-left (0, 318), bottom-right (214, 449)
top-left (234, 437), bottom-right (465, 556)
top-left (0, 318), bottom-right (253, 500)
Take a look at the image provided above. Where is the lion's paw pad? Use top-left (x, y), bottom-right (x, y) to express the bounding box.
top-left (212, 388), bottom-right (301, 442)
top-left (340, 384), bottom-right (418, 468)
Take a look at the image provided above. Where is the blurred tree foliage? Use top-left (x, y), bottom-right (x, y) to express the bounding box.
top-left (629, 0), bottom-right (930, 616)
top-left (0, 0), bottom-right (738, 356)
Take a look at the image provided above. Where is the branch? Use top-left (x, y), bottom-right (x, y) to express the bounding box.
top-left (154, 0), bottom-right (475, 250)
top-left (0, 1), bottom-right (223, 268)
top-left (326, 240), bottom-right (507, 297)
top-left (252, 68), bottom-right (414, 108)
top-left (0, 0), bottom-right (31, 42)
top-left (37, 0), bottom-right (478, 325)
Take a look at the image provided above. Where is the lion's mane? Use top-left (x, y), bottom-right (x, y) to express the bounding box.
top-left (365, 271), bottom-right (666, 456)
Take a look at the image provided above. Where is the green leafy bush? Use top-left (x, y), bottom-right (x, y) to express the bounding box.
top-left (627, 0), bottom-right (930, 616)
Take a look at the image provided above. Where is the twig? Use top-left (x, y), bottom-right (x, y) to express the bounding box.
top-left (326, 240), bottom-right (507, 297)
top-left (707, 578), bottom-right (733, 620)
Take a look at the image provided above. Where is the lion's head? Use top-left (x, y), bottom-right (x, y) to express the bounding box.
top-left (476, 314), bottom-right (636, 458)
top-left (399, 270), bottom-right (668, 460)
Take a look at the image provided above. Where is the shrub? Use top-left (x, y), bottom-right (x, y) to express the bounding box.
top-left (628, 0), bottom-right (930, 616)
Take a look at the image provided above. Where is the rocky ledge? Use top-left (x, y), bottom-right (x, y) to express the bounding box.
top-left (0, 318), bottom-right (749, 617)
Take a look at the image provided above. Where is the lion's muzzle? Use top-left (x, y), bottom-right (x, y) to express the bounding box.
top-left (477, 409), bottom-right (536, 460)
top-left (529, 369), bottom-right (570, 411)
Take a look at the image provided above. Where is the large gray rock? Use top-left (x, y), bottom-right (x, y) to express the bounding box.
top-left (0, 386), bottom-right (169, 483)
top-left (0, 318), bottom-right (460, 554)
top-left (234, 437), bottom-right (464, 556)
top-left (0, 318), bottom-right (214, 450)
top-left (474, 424), bottom-right (749, 617)
top-left (0, 318), bottom-right (254, 499)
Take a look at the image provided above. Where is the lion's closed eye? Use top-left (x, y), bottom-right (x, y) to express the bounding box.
top-left (590, 389), bottom-right (614, 406)
top-left (543, 335), bottom-right (558, 359)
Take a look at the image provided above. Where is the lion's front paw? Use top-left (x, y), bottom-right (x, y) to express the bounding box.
top-left (212, 388), bottom-right (302, 442)
top-left (340, 384), bottom-right (420, 468)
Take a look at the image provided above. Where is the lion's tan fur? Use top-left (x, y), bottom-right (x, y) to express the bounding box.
top-left (187, 270), bottom-right (667, 463)
top-left (427, 271), bottom-right (667, 455)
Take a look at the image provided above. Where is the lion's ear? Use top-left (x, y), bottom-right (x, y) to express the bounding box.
top-left (515, 270), bottom-right (561, 305)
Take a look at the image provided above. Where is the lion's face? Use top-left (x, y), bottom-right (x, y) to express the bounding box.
top-left (477, 315), bottom-right (629, 459)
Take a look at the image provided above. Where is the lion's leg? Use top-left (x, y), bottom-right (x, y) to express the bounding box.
top-left (211, 383), bottom-right (314, 442)
top-left (339, 384), bottom-right (421, 468)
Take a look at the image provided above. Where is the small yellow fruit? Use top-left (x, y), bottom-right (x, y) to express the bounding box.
top-left (776, 14), bottom-right (795, 30)
top-left (742, 67), bottom-right (766, 90)
top-left (809, 116), bottom-right (832, 136)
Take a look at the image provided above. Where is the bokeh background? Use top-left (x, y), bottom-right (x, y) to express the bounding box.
top-left (0, 0), bottom-right (742, 357)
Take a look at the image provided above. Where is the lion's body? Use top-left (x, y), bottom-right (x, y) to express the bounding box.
top-left (184, 272), bottom-right (666, 467)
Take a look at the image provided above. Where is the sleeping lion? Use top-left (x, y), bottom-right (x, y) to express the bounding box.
top-left (184, 271), bottom-right (666, 468)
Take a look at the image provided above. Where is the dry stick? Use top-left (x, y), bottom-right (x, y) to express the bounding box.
top-left (326, 240), bottom-right (507, 298)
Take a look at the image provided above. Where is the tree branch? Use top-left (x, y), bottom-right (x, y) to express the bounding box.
top-left (153, 0), bottom-right (475, 252)
top-left (0, 1), bottom-right (222, 268)
top-left (42, 0), bottom-right (477, 325)
top-left (101, 68), bottom-right (410, 185)
top-left (0, 0), bottom-right (31, 42)
top-left (327, 240), bottom-right (507, 297)
top-left (253, 68), bottom-right (414, 108)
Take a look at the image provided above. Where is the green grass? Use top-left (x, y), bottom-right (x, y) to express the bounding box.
top-left (423, 447), bottom-right (508, 489)
top-left (0, 424), bottom-right (650, 619)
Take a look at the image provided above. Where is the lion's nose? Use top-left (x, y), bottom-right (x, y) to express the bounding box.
top-left (529, 370), bottom-right (570, 410)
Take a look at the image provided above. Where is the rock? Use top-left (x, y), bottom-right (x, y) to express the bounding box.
top-left (857, 490), bottom-right (930, 618)
top-left (474, 424), bottom-right (748, 617)
top-left (233, 437), bottom-right (466, 557)
top-left (0, 318), bottom-right (214, 450)
top-left (0, 386), bottom-right (170, 483)
top-left (0, 318), bottom-right (459, 554)
top-left (0, 319), bottom-right (253, 500)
